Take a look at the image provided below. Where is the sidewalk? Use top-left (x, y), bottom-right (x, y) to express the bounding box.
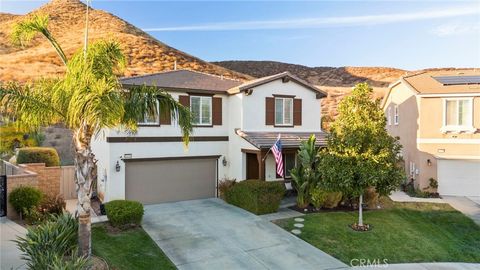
top-left (353, 262), bottom-right (480, 269)
top-left (0, 217), bottom-right (26, 270)
top-left (389, 191), bottom-right (446, 204)
top-left (442, 196), bottom-right (480, 225)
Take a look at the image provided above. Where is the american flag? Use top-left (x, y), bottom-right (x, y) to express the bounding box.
top-left (271, 134), bottom-right (283, 177)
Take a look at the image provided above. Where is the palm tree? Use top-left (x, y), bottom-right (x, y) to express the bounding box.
top-left (2, 14), bottom-right (193, 257)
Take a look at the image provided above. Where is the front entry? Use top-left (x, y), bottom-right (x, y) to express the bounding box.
top-left (246, 153), bottom-right (259, 179)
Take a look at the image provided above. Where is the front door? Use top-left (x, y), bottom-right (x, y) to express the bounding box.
top-left (246, 153), bottom-right (259, 179)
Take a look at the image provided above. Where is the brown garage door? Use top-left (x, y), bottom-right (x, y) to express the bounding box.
top-left (125, 157), bottom-right (217, 204)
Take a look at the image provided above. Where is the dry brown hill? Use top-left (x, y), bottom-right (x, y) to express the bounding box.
top-left (214, 60), bottom-right (407, 117)
top-left (0, 0), bottom-right (251, 83)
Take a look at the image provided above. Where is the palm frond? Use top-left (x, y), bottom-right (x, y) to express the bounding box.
top-left (0, 82), bottom-right (64, 132)
top-left (11, 13), bottom-right (67, 65)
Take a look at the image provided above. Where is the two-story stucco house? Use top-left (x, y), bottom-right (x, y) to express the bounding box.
top-left (91, 70), bottom-right (327, 204)
top-left (382, 70), bottom-right (480, 196)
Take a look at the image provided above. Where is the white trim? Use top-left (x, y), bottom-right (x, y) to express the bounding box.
top-left (441, 97), bottom-right (474, 133)
top-left (420, 93), bottom-right (480, 98)
top-left (387, 106), bottom-right (392, 126)
top-left (417, 138), bottom-right (480, 144)
top-left (435, 155), bottom-right (480, 160)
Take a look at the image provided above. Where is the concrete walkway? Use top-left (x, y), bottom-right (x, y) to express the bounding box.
top-left (389, 191), bottom-right (446, 204)
top-left (0, 217), bottom-right (26, 270)
top-left (142, 198), bottom-right (346, 270)
top-left (354, 262), bottom-right (480, 269)
top-left (442, 196), bottom-right (480, 225)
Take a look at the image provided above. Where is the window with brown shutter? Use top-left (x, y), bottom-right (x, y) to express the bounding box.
top-left (265, 97), bottom-right (275, 125)
top-left (293, 99), bottom-right (302, 126)
top-left (159, 109), bottom-right (171, 125)
top-left (179, 95), bottom-right (190, 107)
top-left (212, 97), bottom-right (222, 125)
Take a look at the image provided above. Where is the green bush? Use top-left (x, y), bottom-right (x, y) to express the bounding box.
top-left (9, 186), bottom-right (43, 217)
top-left (15, 214), bottom-right (89, 270)
top-left (104, 200), bottom-right (144, 228)
top-left (17, 147), bottom-right (60, 167)
top-left (363, 187), bottom-right (379, 209)
top-left (323, 191), bottom-right (343, 208)
top-left (225, 180), bottom-right (285, 215)
top-left (218, 178), bottom-right (236, 200)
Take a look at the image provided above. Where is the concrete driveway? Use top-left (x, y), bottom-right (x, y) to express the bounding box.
top-left (443, 196), bottom-right (480, 225)
top-left (142, 198), bottom-right (346, 270)
top-left (0, 217), bottom-right (26, 270)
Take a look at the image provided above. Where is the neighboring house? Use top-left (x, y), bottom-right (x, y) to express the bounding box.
top-left (91, 70), bottom-right (327, 204)
top-left (382, 70), bottom-right (480, 196)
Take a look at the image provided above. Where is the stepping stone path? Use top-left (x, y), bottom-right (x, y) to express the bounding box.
top-left (291, 229), bottom-right (302, 235)
top-left (291, 217), bottom-right (305, 235)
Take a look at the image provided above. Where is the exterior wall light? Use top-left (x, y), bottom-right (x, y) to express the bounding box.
top-left (222, 156), bottom-right (227, 166)
top-left (427, 159), bottom-right (432, 166)
top-left (115, 161), bottom-right (121, 172)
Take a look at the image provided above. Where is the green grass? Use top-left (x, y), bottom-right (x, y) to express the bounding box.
top-left (276, 199), bottom-right (480, 264)
top-left (92, 225), bottom-right (176, 270)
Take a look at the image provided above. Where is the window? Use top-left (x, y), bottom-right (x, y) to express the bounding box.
top-left (394, 105), bottom-right (399, 125)
top-left (275, 97), bottom-right (293, 126)
top-left (137, 100), bottom-right (159, 125)
top-left (190, 96), bottom-right (212, 125)
top-left (387, 107), bottom-right (392, 126)
top-left (443, 98), bottom-right (473, 132)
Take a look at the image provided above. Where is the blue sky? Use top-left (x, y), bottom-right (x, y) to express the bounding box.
top-left (2, 0), bottom-right (480, 70)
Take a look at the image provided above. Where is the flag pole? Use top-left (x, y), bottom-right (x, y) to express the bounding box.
top-left (261, 147), bottom-right (272, 162)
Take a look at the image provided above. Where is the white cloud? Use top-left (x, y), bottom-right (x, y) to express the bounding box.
top-left (431, 21), bottom-right (480, 37)
top-left (143, 5), bottom-right (480, 32)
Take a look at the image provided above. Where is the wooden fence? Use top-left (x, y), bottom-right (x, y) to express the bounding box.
top-left (60, 166), bottom-right (76, 199)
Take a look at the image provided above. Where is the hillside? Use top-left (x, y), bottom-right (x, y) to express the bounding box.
top-left (214, 61), bottom-right (407, 117)
top-left (0, 0), bottom-right (251, 82)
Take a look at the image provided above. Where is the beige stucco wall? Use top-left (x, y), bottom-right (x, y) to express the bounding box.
top-left (384, 82), bottom-right (480, 189)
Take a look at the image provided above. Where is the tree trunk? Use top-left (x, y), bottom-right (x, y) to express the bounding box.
top-left (358, 194), bottom-right (363, 226)
top-left (73, 129), bottom-right (95, 258)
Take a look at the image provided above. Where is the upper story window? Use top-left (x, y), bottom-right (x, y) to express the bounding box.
top-left (190, 96), bottom-right (212, 126)
top-left (443, 98), bottom-right (474, 132)
top-left (137, 100), bottom-right (159, 125)
top-left (394, 105), bottom-right (399, 125)
top-left (387, 107), bottom-right (392, 126)
top-left (275, 97), bottom-right (293, 126)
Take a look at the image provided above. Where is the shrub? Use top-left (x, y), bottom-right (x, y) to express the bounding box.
top-left (15, 214), bottom-right (88, 270)
top-left (9, 186), bottom-right (43, 217)
top-left (428, 178), bottom-right (438, 189)
top-left (218, 178), bottom-right (236, 200)
top-left (39, 193), bottom-right (66, 215)
top-left (225, 180), bottom-right (285, 215)
top-left (23, 207), bottom-right (45, 225)
top-left (310, 187), bottom-right (325, 209)
top-left (363, 187), bottom-right (379, 209)
top-left (322, 191), bottom-right (343, 208)
top-left (104, 200), bottom-right (144, 228)
top-left (17, 147), bottom-right (60, 167)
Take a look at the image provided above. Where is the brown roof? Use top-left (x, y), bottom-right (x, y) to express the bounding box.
top-left (401, 70), bottom-right (480, 95)
top-left (120, 70), bottom-right (243, 93)
top-left (236, 130), bottom-right (327, 149)
top-left (227, 72), bottom-right (327, 98)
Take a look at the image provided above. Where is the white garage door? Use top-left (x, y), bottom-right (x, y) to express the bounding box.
top-left (125, 157), bottom-right (218, 204)
top-left (437, 159), bottom-right (480, 196)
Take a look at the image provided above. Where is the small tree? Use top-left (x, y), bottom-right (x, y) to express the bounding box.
top-left (290, 135), bottom-right (320, 208)
top-left (319, 83), bottom-right (404, 229)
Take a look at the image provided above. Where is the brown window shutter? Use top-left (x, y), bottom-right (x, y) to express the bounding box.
top-left (159, 109), bottom-right (171, 125)
top-left (293, 99), bottom-right (302, 126)
top-left (179, 95), bottom-right (190, 107)
top-left (265, 97), bottom-right (275, 125)
top-left (212, 97), bottom-right (222, 125)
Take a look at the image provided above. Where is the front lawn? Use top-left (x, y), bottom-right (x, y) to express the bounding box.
top-left (276, 199), bottom-right (480, 264)
top-left (92, 225), bottom-right (176, 270)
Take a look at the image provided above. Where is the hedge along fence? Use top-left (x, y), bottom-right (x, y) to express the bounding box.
top-left (225, 180), bottom-right (285, 215)
top-left (17, 147), bottom-right (60, 167)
